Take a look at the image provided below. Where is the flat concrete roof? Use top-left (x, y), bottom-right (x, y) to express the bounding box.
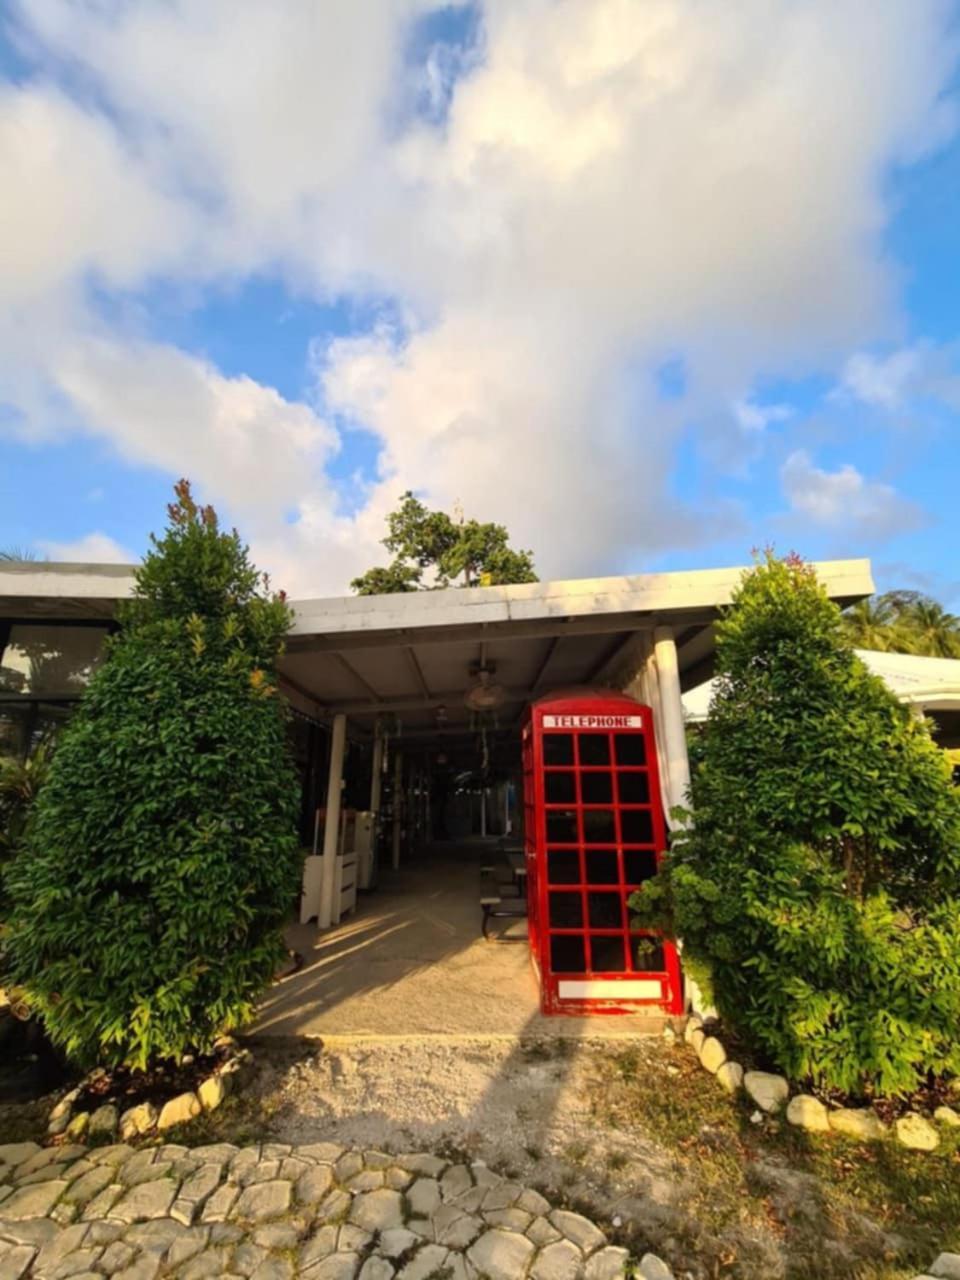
top-left (0, 558), bottom-right (875, 746)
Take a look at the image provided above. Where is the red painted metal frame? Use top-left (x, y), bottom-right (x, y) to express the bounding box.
top-left (522, 690), bottom-right (684, 1016)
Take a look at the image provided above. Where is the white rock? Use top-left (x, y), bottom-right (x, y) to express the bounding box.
top-left (2, 1181), bottom-right (68, 1219)
top-left (715, 1062), bottom-right (744, 1094)
top-left (639, 1255), bottom-right (675, 1280)
top-left (399, 1244), bottom-right (451, 1279)
top-left (786, 1095), bottom-right (830, 1132)
top-left (698, 1037), bottom-right (726, 1074)
top-left (296, 1165), bottom-right (333, 1205)
top-left (157, 1092), bottom-right (201, 1131)
top-left (689, 1028), bottom-right (705, 1054)
top-left (895, 1113), bottom-right (939, 1151)
top-left (0, 1143), bottom-right (41, 1167)
top-left (198, 1077), bottom-right (225, 1112)
top-left (743, 1071), bottom-right (789, 1113)
top-left (468, 1228), bottom-right (535, 1280)
top-left (549, 1209), bottom-right (605, 1253)
top-left (109, 1178), bottom-right (177, 1222)
top-left (934, 1105), bottom-right (960, 1127)
top-left (358, 1259), bottom-right (395, 1280)
top-left (829, 1108), bottom-right (886, 1141)
top-left (682, 1017), bottom-right (703, 1046)
top-left (89, 1104), bottom-right (118, 1138)
top-left (931, 1252), bottom-right (960, 1279)
top-left (530, 1238), bottom-right (583, 1279)
top-left (119, 1103), bottom-right (158, 1141)
top-left (231, 1179), bottom-right (291, 1222)
top-left (585, 1247), bottom-right (632, 1279)
top-left (407, 1176), bottom-right (442, 1217)
top-left (348, 1188), bottom-right (404, 1233)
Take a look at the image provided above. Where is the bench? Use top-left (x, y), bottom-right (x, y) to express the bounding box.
top-left (480, 864), bottom-right (528, 940)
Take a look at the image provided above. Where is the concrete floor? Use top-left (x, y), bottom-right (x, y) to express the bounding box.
top-left (254, 840), bottom-right (668, 1039)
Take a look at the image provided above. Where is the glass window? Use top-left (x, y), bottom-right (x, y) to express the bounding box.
top-left (621, 809), bottom-right (654, 844)
top-left (0, 625), bottom-right (108, 695)
top-left (580, 772), bottom-right (612, 804)
top-left (0, 701), bottom-right (75, 760)
top-left (633, 936), bottom-right (666, 972)
top-left (549, 892), bottom-right (584, 928)
top-left (0, 704), bottom-right (30, 758)
top-left (615, 733), bottom-right (646, 765)
top-left (591, 935), bottom-right (626, 972)
top-left (588, 892), bottom-right (623, 929)
top-left (617, 771), bottom-right (650, 804)
top-left (624, 848), bottom-right (658, 884)
top-left (543, 734), bottom-right (574, 766)
top-left (546, 810), bottom-right (578, 843)
top-left (584, 848), bottom-right (619, 884)
top-left (579, 734), bottom-right (610, 766)
top-left (582, 809), bottom-right (616, 843)
top-left (547, 849), bottom-right (581, 884)
top-left (545, 772), bottom-right (576, 804)
top-left (550, 935), bottom-right (586, 973)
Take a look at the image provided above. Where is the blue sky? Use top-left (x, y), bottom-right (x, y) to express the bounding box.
top-left (1, 1), bottom-right (959, 600)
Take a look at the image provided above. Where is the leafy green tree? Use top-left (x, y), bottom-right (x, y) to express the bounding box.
top-left (0, 741), bottom-right (53, 920)
top-left (632, 553), bottom-right (960, 1095)
top-left (351, 491), bottom-right (537, 594)
top-left (2, 482), bottom-right (301, 1069)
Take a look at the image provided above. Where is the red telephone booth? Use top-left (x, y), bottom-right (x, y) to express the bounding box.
top-left (522, 690), bottom-right (683, 1016)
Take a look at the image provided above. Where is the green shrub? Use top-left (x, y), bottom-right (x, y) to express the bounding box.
top-left (2, 482), bottom-right (301, 1069)
top-left (631, 553), bottom-right (960, 1096)
top-left (0, 739), bottom-right (54, 920)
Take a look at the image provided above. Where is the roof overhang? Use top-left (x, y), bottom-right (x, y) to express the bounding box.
top-left (0, 558), bottom-right (875, 757)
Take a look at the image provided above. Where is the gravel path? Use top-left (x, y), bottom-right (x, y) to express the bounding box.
top-left (0, 1138), bottom-right (673, 1279)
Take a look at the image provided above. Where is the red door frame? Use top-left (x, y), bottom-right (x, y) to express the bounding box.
top-left (522, 690), bottom-right (684, 1016)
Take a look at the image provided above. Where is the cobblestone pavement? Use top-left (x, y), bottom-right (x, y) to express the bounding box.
top-left (0, 1139), bottom-right (669, 1280)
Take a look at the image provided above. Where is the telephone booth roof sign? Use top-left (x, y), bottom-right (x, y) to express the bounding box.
top-left (522, 689), bottom-right (684, 1017)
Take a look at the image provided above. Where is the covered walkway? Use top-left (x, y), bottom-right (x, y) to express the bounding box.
top-left (255, 839), bottom-right (669, 1039)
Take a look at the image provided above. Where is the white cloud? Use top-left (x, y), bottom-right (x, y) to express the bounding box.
top-left (37, 532), bottom-right (136, 564)
top-left (841, 342), bottom-right (960, 412)
top-left (734, 400), bottom-right (794, 434)
top-left (0, 83), bottom-right (191, 311)
top-left (841, 348), bottom-right (925, 409)
top-left (53, 337), bottom-right (338, 515)
top-left (780, 450), bottom-right (925, 541)
top-left (1, 0), bottom-right (958, 589)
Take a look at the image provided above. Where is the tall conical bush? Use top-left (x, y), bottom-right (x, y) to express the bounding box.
top-left (632, 553), bottom-right (960, 1095)
top-left (2, 482), bottom-right (301, 1069)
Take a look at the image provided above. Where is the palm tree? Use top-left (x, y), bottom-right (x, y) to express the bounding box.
top-left (841, 597), bottom-right (897, 651)
top-left (0, 547), bottom-right (42, 562)
top-left (899, 598), bottom-right (960, 658)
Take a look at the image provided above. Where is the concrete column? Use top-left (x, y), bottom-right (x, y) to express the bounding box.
top-left (319, 713), bottom-right (347, 929)
top-left (653, 625), bottom-right (691, 818)
top-left (392, 750), bottom-right (403, 871)
top-left (369, 729), bottom-right (384, 818)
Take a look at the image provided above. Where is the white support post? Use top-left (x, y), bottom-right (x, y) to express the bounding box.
top-left (319, 713), bottom-right (347, 929)
top-left (653, 625), bottom-right (692, 820)
top-left (392, 750), bottom-right (403, 871)
top-left (369, 730), bottom-right (384, 820)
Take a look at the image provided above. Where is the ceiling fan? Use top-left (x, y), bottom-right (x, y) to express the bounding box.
top-left (463, 662), bottom-right (507, 712)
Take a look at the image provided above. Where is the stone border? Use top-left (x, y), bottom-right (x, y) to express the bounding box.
top-left (682, 1016), bottom-right (960, 1151)
top-left (46, 1043), bottom-right (254, 1145)
top-left (911, 1250), bottom-right (960, 1280)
